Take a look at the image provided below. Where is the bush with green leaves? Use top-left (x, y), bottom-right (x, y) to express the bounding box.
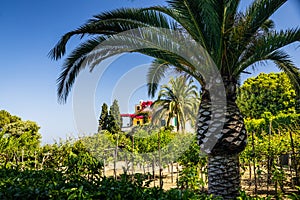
top-left (0, 168), bottom-right (220, 200)
top-left (0, 169), bottom-right (100, 199)
top-left (177, 138), bottom-right (207, 191)
top-left (2, 110), bottom-right (300, 199)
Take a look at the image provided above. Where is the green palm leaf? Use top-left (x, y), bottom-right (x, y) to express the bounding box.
top-left (151, 76), bottom-right (199, 132)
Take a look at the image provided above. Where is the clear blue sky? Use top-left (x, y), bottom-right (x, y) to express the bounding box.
top-left (0, 0), bottom-right (299, 144)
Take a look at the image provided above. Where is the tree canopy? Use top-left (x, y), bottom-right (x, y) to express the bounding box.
top-left (237, 72), bottom-right (299, 119)
top-left (98, 103), bottom-right (108, 132)
top-left (0, 110), bottom-right (21, 129)
top-left (152, 76), bottom-right (199, 132)
top-left (98, 101), bottom-right (121, 134)
top-left (0, 110), bottom-right (41, 153)
top-left (49, 0), bottom-right (300, 103)
top-left (110, 99), bottom-right (122, 129)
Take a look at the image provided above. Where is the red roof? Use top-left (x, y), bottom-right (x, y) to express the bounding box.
top-left (120, 100), bottom-right (153, 119)
top-left (141, 101), bottom-right (153, 109)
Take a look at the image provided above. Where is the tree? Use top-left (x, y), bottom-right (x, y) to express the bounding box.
top-left (98, 102), bottom-right (121, 134)
top-left (237, 72), bottom-right (299, 119)
top-left (0, 111), bottom-right (41, 164)
top-left (152, 76), bottom-right (199, 132)
top-left (98, 103), bottom-right (108, 132)
top-left (106, 112), bottom-right (121, 134)
top-left (50, 1), bottom-right (300, 198)
top-left (110, 99), bottom-right (122, 129)
top-left (0, 110), bottom-right (21, 130)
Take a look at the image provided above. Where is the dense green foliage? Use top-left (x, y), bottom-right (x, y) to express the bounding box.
top-left (106, 114), bottom-right (121, 134)
top-left (237, 73), bottom-right (299, 119)
top-left (0, 110), bottom-right (41, 169)
top-left (177, 139), bottom-right (207, 191)
top-left (1, 110), bottom-right (299, 199)
top-left (244, 113), bottom-right (300, 134)
top-left (98, 100), bottom-right (121, 134)
top-left (110, 99), bottom-right (122, 128)
top-left (98, 103), bottom-right (108, 132)
top-left (0, 168), bottom-right (220, 200)
top-left (82, 126), bottom-right (194, 166)
top-left (0, 112), bottom-right (213, 199)
top-left (0, 110), bottom-right (21, 128)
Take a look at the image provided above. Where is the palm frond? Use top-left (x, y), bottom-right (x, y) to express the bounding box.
top-left (222, 0), bottom-right (241, 30)
top-left (260, 19), bottom-right (275, 33)
top-left (147, 59), bottom-right (171, 98)
top-left (230, 0), bottom-right (287, 62)
top-left (147, 0), bottom-right (221, 57)
top-left (244, 0), bottom-right (285, 32)
top-left (49, 8), bottom-right (177, 60)
top-left (56, 36), bottom-right (107, 102)
top-left (266, 51), bottom-right (300, 95)
top-left (51, 0), bottom-right (300, 106)
top-left (150, 105), bottom-right (167, 125)
top-left (235, 28), bottom-right (300, 75)
top-left (151, 76), bottom-right (199, 131)
top-left (79, 27), bottom-right (210, 83)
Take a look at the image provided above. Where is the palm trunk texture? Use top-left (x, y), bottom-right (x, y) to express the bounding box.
top-left (208, 154), bottom-right (240, 199)
top-left (197, 83), bottom-right (247, 199)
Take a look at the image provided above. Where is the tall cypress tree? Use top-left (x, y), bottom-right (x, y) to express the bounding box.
top-left (107, 100), bottom-right (121, 134)
top-left (106, 112), bottom-right (120, 134)
top-left (110, 99), bottom-right (122, 128)
top-left (98, 103), bottom-right (108, 132)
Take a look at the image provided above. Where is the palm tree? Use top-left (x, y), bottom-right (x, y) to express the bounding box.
top-left (50, 0), bottom-right (300, 198)
top-left (151, 76), bottom-right (199, 132)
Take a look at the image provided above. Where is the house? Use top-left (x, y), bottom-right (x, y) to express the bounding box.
top-left (120, 100), bottom-right (153, 131)
top-left (120, 100), bottom-right (185, 132)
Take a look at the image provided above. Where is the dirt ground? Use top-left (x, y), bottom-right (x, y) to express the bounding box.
top-left (103, 162), bottom-right (299, 198)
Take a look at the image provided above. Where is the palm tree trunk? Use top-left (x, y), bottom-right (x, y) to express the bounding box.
top-left (197, 85), bottom-right (247, 199)
top-left (208, 154), bottom-right (240, 199)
